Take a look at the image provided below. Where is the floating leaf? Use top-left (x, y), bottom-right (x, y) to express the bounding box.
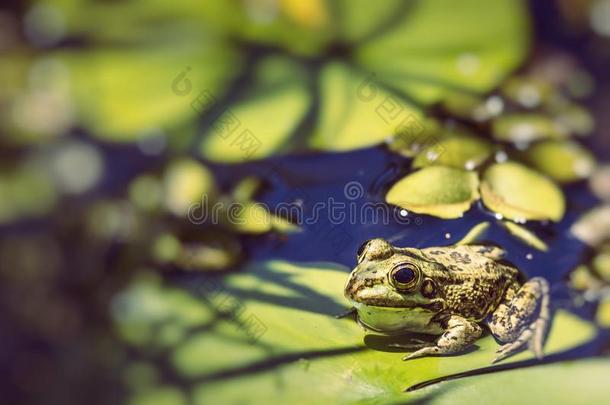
top-left (60, 43), bottom-right (242, 140)
top-left (521, 140), bottom-right (596, 183)
top-left (386, 118), bottom-right (443, 158)
top-left (590, 165), bottom-right (610, 201)
top-left (554, 103), bottom-right (594, 136)
top-left (502, 221), bottom-right (549, 252)
top-left (312, 61), bottom-right (422, 151)
top-left (569, 265), bottom-right (603, 292)
top-left (200, 57), bottom-right (311, 162)
top-left (118, 261), bottom-right (598, 404)
top-left (480, 162), bottom-right (565, 222)
top-left (386, 167), bottom-right (479, 219)
top-left (456, 221), bottom-right (490, 245)
top-left (163, 159), bottom-right (217, 217)
top-left (224, 201), bottom-right (299, 234)
top-left (596, 299), bottom-right (610, 328)
top-left (501, 76), bottom-right (554, 108)
top-left (492, 114), bottom-right (568, 143)
top-left (593, 249), bottom-right (610, 283)
top-left (413, 134), bottom-right (492, 170)
top-left (571, 205), bottom-right (610, 247)
top-left (418, 359), bottom-right (610, 404)
top-left (356, 0), bottom-right (530, 104)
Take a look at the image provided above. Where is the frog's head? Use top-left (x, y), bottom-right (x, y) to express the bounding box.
top-left (344, 238), bottom-right (445, 335)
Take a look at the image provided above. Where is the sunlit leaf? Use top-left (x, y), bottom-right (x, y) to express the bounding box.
top-left (456, 221), bottom-right (490, 245)
top-left (311, 61), bottom-right (423, 151)
top-left (492, 114), bottom-right (568, 143)
top-left (480, 162), bottom-right (565, 222)
top-left (200, 57), bottom-right (311, 162)
top-left (571, 205), bottom-right (610, 247)
top-left (355, 0), bottom-right (530, 104)
top-left (502, 221), bottom-right (549, 252)
top-left (60, 42), bottom-right (242, 140)
top-left (418, 359), bottom-right (610, 404)
top-left (163, 158), bottom-right (217, 217)
top-left (521, 140), bottom-right (596, 183)
top-left (386, 167), bottom-right (480, 219)
top-left (117, 261), bottom-right (598, 404)
top-left (413, 134), bottom-right (492, 170)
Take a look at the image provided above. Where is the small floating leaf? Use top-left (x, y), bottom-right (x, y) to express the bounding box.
top-left (501, 76), bottom-right (554, 108)
top-left (569, 265), bottom-right (603, 292)
top-left (554, 103), bottom-right (594, 136)
top-left (457, 221), bottom-right (490, 245)
top-left (596, 298), bottom-right (610, 328)
top-left (386, 167), bottom-right (479, 219)
top-left (593, 249), bottom-right (610, 283)
top-left (502, 221), bottom-right (549, 252)
top-left (571, 205), bottom-right (610, 247)
top-left (386, 118), bottom-right (443, 158)
top-left (492, 114), bottom-right (568, 143)
top-left (224, 201), bottom-right (299, 234)
top-left (590, 165), bottom-right (610, 201)
top-left (163, 159), bottom-right (217, 217)
top-left (413, 134), bottom-right (492, 170)
top-left (522, 140), bottom-right (596, 183)
top-left (481, 162), bottom-right (565, 222)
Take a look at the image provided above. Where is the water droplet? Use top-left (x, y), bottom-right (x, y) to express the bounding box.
top-left (485, 96), bottom-right (504, 116)
top-left (526, 253), bottom-right (533, 260)
top-left (400, 209), bottom-right (408, 217)
top-left (444, 233), bottom-right (451, 239)
top-left (495, 213), bottom-right (504, 220)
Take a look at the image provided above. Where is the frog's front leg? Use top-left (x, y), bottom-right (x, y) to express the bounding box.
top-left (486, 277), bottom-right (550, 363)
top-left (402, 316), bottom-right (482, 361)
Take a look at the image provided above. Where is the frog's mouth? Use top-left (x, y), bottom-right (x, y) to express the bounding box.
top-left (351, 302), bottom-right (442, 335)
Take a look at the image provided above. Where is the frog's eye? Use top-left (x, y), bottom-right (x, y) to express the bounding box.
top-left (389, 263), bottom-right (419, 291)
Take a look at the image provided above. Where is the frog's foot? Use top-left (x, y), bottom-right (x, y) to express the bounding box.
top-left (402, 316), bottom-right (482, 361)
top-left (487, 277), bottom-right (550, 363)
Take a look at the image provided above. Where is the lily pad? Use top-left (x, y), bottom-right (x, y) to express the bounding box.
top-left (492, 114), bottom-right (568, 143)
top-left (413, 134), bottom-right (492, 170)
top-left (456, 222), bottom-right (490, 245)
top-left (386, 167), bottom-right (480, 219)
top-left (521, 140), bottom-right (596, 183)
top-left (571, 205), bottom-right (610, 247)
top-left (501, 221), bottom-right (549, 252)
top-left (115, 261), bottom-right (597, 404)
top-left (480, 162), bottom-right (565, 222)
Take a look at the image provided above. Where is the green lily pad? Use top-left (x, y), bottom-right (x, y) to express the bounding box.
top-left (311, 61), bottom-right (423, 151)
top-left (492, 114), bottom-right (569, 143)
top-left (59, 42), bottom-right (241, 140)
top-left (596, 299), bottom-right (610, 328)
top-left (521, 140), bottom-right (596, 183)
top-left (417, 359), bottom-right (610, 404)
top-left (355, 0), bottom-right (530, 104)
top-left (413, 134), bottom-right (492, 170)
top-left (480, 162), bottom-right (565, 222)
top-left (571, 205), bottom-right (610, 247)
top-left (386, 167), bottom-right (480, 219)
top-left (501, 221), bottom-right (549, 252)
top-left (115, 261), bottom-right (596, 404)
top-left (200, 57), bottom-right (311, 162)
top-left (456, 222), bottom-right (490, 245)
top-left (162, 159), bottom-right (217, 217)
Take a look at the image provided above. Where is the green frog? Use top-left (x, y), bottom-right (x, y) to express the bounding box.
top-left (344, 238), bottom-right (550, 363)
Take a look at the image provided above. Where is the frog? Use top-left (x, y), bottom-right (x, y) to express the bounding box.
top-left (343, 238), bottom-right (550, 363)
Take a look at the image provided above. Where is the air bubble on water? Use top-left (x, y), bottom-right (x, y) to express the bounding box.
top-left (485, 96), bottom-right (504, 116)
top-left (400, 209), bottom-right (408, 217)
top-left (526, 253), bottom-right (533, 260)
top-left (444, 233), bottom-right (451, 239)
top-left (494, 213), bottom-right (504, 220)
top-left (495, 151), bottom-right (508, 163)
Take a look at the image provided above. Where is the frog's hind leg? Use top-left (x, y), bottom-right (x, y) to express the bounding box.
top-left (486, 277), bottom-right (550, 363)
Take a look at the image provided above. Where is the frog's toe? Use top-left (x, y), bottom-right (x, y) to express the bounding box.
top-left (402, 347), bottom-right (440, 361)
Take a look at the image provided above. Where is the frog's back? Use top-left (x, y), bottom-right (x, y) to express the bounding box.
top-left (419, 245), bottom-right (520, 321)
